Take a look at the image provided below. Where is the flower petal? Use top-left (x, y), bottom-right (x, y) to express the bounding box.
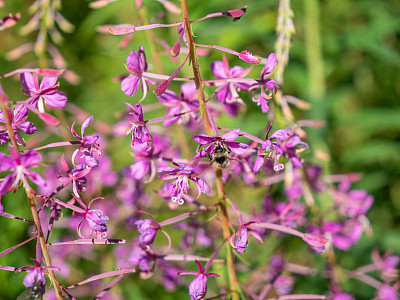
top-left (220, 128), bottom-right (240, 141)
top-left (121, 75), bottom-right (140, 97)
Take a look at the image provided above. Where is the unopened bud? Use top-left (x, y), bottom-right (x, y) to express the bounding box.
top-left (153, 80), bottom-right (170, 96)
top-left (239, 50), bottom-right (261, 64)
top-left (171, 42), bottom-right (181, 57)
top-left (109, 24), bottom-right (136, 35)
top-left (225, 6), bottom-right (247, 22)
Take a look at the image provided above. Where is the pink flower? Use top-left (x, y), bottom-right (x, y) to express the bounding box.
top-left (0, 147), bottom-right (46, 195)
top-left (121, 47), bottom-right (155, 100)
top-left (20, 72), bottom-right (67, 111)
top-left (179, 260), bottom-right (219, 300)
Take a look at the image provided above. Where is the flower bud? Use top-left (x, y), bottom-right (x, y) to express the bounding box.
top-left (239, 50), bottom-right (261, 64)
top-left (188, 273), bottom-right (207, 300)
top-left (171, 42), bottom-right (181, 57)
top-left (225, 6), bottom-right (247, 21)
top-left (153, 80), bottom-right (170, 96)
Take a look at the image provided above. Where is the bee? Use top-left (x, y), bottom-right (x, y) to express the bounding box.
top-left (17, 281), bottom-right (43, 300)
top-left (208, 141), bottom-right (231, 169)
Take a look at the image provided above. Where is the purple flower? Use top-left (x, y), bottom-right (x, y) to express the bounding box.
top-left (57, 155), bottom-right (91, 198)
top-left (372, 250), bottom-right (400, 282)
top-left (86, 210), bottom-right (109, 233)
top-left (273, 274), bottom-right (294, 295)
top-left (210, 55), bottom-right (251, 104)
top-left (20, 72), bottom-right (67, 111)
top-left (0, 148), bottom-right (46, 195)
top-left (70, 116), bottom-right (101, 168)
top-left (230, 222), bottom-right (263, 253)
top-left (129, 134), bottom-right (169, 182)
top-left (322, 219), bottom-right (363, 250)
top-left (124, 103), bottom-right (152, 150)
top-left (234, 225), bottom-right (248, 253)
top-left (253, 128), bottom-right (308, 173)
top-left (376, 284), bottom-right (399, 300)
top-left (135, 219), bottom-right (160, 246)
top-left (333, 181), bottom-right (374, 218)
top-left (157, 162), bottom-right (210, 205)
top-left (129, 245), bottom-right (154, 273)
top-left (302, 233), bottom-right (330, 254)
top-left (157, 82), bottom-right (199, 127)
top-left (179, 260), bottom-right (219, 300)
top-left (121, 47), bottom-right (155, 100)
top-left (250, 53), bottom-right (279, 113)
top-left (22, 265), bottom-right (45, 293)
top-left (16, 259), bottom-right (58, 296)
top-left (193, 128), bottom-right (249, 159)
top-left (73, 197), bottom-right (110, 238)
top-left (0, 105), bottom-right (37, 146)
top-left (275, 201), bottom-right (306, 228)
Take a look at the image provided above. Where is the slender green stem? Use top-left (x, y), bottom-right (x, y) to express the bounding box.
top-left (180, 0), bottom-right (213, 136)
top-left (216, 170), bottom-right (241, 300)
top-left (179, 1), bottom-right (240, 298)
top-left (0, 102), bottom-right (20, 152)
top-left (26, 188), bottom-right (63, 299)
top-left (0, 95), bottom-right (63, 299)
top-left (304, 0), bottom-right (330, 167)
top-left (35, 0), bottom-right (50, 67)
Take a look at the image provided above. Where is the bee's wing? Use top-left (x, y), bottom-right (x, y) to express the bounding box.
top-left (16, 287), bottom-right (43, 300)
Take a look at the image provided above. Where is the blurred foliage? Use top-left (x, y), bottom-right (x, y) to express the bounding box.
top-left (0, 0), bottom-right (399, 299)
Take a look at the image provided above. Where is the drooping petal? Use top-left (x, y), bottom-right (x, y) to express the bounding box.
top-left (121, 75), bottom-right (140, 97)
top-left (260, 97), bottom-right (269, 113)
top-left (18, 121), bottom-right (37, 134)
top-left (131, 160), bottom-right (150, 180)
top-left (253, 155), bottom-right (265, 173)
top-left (191, 177), bottom-right (210, 195)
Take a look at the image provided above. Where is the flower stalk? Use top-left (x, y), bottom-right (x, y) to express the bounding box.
top-left (0, 93), bottom-right (63, 299)
top-left (180, 1), bottom-right (240, 298)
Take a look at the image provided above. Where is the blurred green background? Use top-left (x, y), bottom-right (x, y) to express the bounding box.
top-left (0, 0), bottom-right (399, 299)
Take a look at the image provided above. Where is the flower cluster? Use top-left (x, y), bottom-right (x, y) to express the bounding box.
top-left (0, 1), bottom-right (394, 300)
